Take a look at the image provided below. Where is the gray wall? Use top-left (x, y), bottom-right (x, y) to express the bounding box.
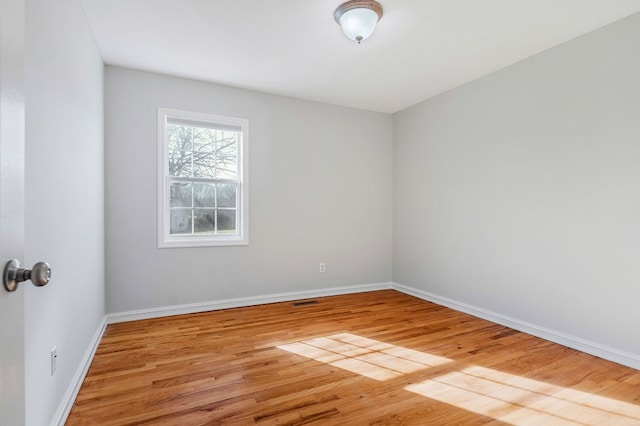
top-left (393, 13), bottom-right (640, 356)
top-left (24, 0), bottom-right (105, 424)
top-left (105, 67), bottom-right (392, 313)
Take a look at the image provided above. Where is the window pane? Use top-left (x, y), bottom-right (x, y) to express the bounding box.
top-left (194, 209), bottom-right (216, 234)
top-left (168, 124), bottom-right (192, 151)
top-left (217, 209), bottom-right (236, 233)
top-left (170, 209), bottom-right (192, 234)
top-left (192, 150), bottom-right (216, 178)
top-left (216, 132), bottom-right (238, 179)
top-left (192, 127), bottom-right (217, 153)
top-left (216, 158), bottom-right (237, 179)
top-left (194, 183), bottom-right (216, 207)
top-left (217, 184), bottom-right (236, 208)
top-left (168, 150), bottom-right (193, 177)
top-left (170, 182), bottom-right (192, 207)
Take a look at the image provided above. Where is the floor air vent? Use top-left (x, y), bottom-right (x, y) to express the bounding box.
top-left (292, 300), bottom-right (319, 306)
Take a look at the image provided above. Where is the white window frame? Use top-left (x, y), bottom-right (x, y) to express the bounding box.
top-left (157, 107), bottom-right (249, 248)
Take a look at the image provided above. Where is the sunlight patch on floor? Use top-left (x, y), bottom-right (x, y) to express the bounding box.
top-left (405, 365), bottom-right (640, 425)
top-left (277, 333), bottom-right (450, 381)
top-left (278, 333), bottom-right (640, 424)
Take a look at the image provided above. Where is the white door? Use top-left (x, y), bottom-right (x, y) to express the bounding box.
top-left (0, 0), bottom-right (26, 424)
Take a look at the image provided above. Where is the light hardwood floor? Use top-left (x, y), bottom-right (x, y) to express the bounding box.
top-left (66, 290), bottom-right (640, 425)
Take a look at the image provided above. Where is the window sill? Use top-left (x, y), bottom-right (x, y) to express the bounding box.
top-left (158, 236), bottom-right (249, 248)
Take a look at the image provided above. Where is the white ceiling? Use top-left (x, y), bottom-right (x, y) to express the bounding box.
top-left (82, 1), bottom-right (640, 113)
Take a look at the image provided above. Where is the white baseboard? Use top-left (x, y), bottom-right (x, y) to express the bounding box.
top-left (106, 282), bottom-right (393, 324)
top-left (51, 317), bottom-right (108, 426)
top-left (392, 282), bottom-right (640, 371)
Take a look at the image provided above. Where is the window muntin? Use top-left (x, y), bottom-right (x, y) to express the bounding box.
top-left (158, 109), bottom-right (248, 247)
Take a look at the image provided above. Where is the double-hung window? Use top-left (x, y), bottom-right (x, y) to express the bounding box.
top-left (158, 108), bottom-right (248, 247)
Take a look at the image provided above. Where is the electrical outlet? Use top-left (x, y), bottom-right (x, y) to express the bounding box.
top-left (51, 346), bottom-right (57, 376)
top-left (319, 262), bottom-right (326, 273)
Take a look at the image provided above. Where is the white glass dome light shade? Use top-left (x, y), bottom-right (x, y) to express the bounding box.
top-left (339, 8), bottom-right (379, 43)
top-left (335, 1), bottom-right (383, 44)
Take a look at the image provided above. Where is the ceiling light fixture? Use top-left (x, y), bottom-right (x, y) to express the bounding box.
top-left (334, 0), bottom-right (383, 44)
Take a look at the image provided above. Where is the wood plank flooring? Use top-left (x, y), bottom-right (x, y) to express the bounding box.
top-left (66, 290), bottom-right (640, 425)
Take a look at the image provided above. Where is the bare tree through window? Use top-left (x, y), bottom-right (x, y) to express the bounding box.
top-left (167, 122), bottom-right (239, 235)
